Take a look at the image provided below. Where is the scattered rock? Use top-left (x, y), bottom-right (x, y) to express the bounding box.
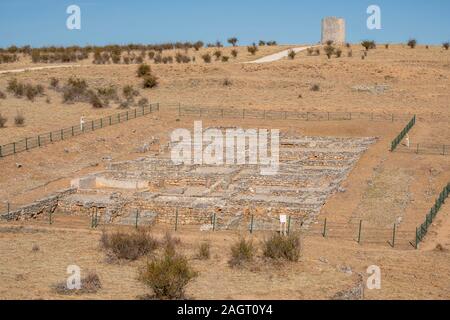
top-left (352, 84), bottom-right (389, 94)
top-left (319, 257), bottom-right (329, 264)
top-left (339, 265), bottom-right (353, 275)
top-left (15, 163), bottom-right (22, 168)
top-left (64, 148), bottom-right (70, 153)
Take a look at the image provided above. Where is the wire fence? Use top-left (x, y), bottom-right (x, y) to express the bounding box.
top-left (415, 183), bottom-right (450, 248)
top-left (0, 103), bottom-right (160, 158)
top-left (394, 143), bottom-right (450, 156)
top-left (177, 106), bottom-right (414, 122)
top-left (1, 207), bottom-right (416, 250)
top-left (390, 115), bottom-right (416, 151)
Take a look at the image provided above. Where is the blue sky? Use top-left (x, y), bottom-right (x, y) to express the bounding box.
top-left (0, 0), bottom-right (449, 47)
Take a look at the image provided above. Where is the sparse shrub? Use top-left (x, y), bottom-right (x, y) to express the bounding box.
top-left (345, 43), bottom-right (351, 48)
top-left (229, 238), bottom-right (255, 267)
top-left (307, 48), bottom-right (314, 56)
top-left (201, 53), bottom-right (212, 63)
top-left (175, 53), bottom-right (191, 63)
top-left (32, 244), bottom-right (40, 252)
top-left (266, 41), bottom-right (277, 46)
top-left (139, 247), bottom-right (197, 300)
top-left (385, 44), bottom-right (389, 49)
top-left (247, 45), bottom-right (258, 55)
top-left (62, 77), bottom-right (89, 103)
top-left (263, 233), bottom-right (302, 262)
top-left (231, 49), bottom-right (238, 58)
top-left (324, 45), bottom-right (335, 59)
top-left (443, 42), bottom-right (450, 50)
top-left (135, 56), bottom-right (144, 64)
top-left (287, 50), bottom-right (296, 60)
top-left (347, 49), bottom-right (353, 57)
top-left (142, 74), bottom-right (159, 89)
top-left (0, 90), bottom-right (5, 99)
top-left (89, 92), bottom-right (105, 108)
top-left (326, 40), bottom-right (334, 46)
top-left (7, 78), bottom-right (24, 97)
top-left (119, 100), bottom-right (130, 109)
top-left (223, 78), bottom-right (232, 86)
top-left (408, 39), bottom-right (417, 49)
top-left (314, 48), bottom-right (320, 55)
top-left (24, 84), bottom-right (38, 101)
top-left (335, 48), bottom-right (342, 58)
top-left (123, 85), bottom-right (139, 101)
top-left (193, 41), bottom-right (204, 51)
top-left (215, 41), bottom-right (223, 48)
top-left (361, 40), bottom-right (376, 51)
top-left (213, 50), bottom-right (222, 60)
top-left (0, 113), bottom-right (7, 128)
top-left (197, 242), bottom-right (211, 260)
top-left (54, 271), bottom-right (101, 295)
top-left (221, 56), bottom-right (229, 62)
top-left (259, 40), bottom-right (266, 46)
top-left (14, 112), bottom-right (25, 126)
top-left (97, 85), bottom-right (118, 103)
top-left (228, 37), bottom-right (238, 47)
top-left (101, 230), bottom-right (158, 261)
top-left (50, 77), bottom-right (59, 89)
top-left (123, 56), bottom-right (131, 64)
top-left (310, 84), bottom-right (320, 92)
top-left (138, 97), bottom-right (149, 107)
top-left (137, 63), bottom-right (151, 77)
top-left (162, 232), bottom-right (181, 253)
top-left (148, 51), bottom-right (156, 59)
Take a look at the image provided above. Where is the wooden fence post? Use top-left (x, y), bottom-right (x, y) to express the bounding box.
top-left (175, 208), bottom-right (179, 232)
top-left (250, 214), bottom-right (254, 234)
top-left (212, 212), bottom-right (216, 231)
top-left (287, 216), bottom-right (291, 235)
top-left (323, 218), bottom-right (327, 237)
top-left (391, 224), bottom-right (396, 248)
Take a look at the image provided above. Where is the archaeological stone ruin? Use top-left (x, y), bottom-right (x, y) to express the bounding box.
top-left (2, 131), bottom-right (376, 231)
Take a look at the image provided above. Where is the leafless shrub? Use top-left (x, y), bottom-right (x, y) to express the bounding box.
top-left (197, 242), bottom-right (211, 260)
top-left (229, 238), bottom-right (255, 267)
top-left (0, 113), bottom-right (8, 128)
top-left (263, 233), bottom-right (302, 262)
top-left (14, 112), bottom-right (25, 126)
top-left (100, 230), bottom-right (159, 261)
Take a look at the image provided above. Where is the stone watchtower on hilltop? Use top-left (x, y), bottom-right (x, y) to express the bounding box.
top-left (321, 17), bottom-right (346, 44)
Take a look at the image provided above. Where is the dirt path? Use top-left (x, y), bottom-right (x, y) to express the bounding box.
top-left (245, 46), bottom-right (313, 64)
top-left (0, 64), bottom-right (83, 75)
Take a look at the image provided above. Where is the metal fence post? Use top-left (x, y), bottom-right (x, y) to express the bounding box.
top-left (323, 218), bottom-right (327, 237)
top-left (287, 216), bottom-right (291, 235)
top-left (49, 211), bottom-right (53, 225)
top-left (135, 209), bottom-right (139, 229)
top-left (13, 142), bottom-right (16, 154)
top-left (357, 220), bottom-right (363, 244)
top-left (212, 212), bottom-right (216, 231)
top-left (175, 208), bottom-right (178, 232)
top-left (392, 224), bottom-right (396, 248)
top-left (250, 214), bottom-right (254, 234)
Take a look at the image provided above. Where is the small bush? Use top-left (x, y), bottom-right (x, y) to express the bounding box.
top-left (62, 77), bottom-right (89, 103)
top-left (361, 40), bottom-right (376, 51)
top-left (324, 45), bottom-right (335, 59)
top-left (385, 44), bottom-right (390, 49)
top-left (311, 84), bottom-right (320, 92)
top-left (263, 233), bottom-right (302, 262)
top-left (201, 53), bottom-right (212, 63)
top-left (213, 50), bottom-right (222, 60)
top-left (54, 271), bottom-right (102, 295)
top-left (7, 78), bottom-right (24, 97)
top-left (0, 113), bottom-right (7, 128)
top-left (223, 78), bottom-right (232, 86)
top-left (259, 40), bottom-right (266, 46)
top-left (142, 74), bottom-right (159, 89)
top-left (306, 48), bottom-right (314, 56)
top-left (345, 43), bottom-right (351, 48)
top-left (408, 39), bottom-right (417, 49)
top-left (231, 49), bottom-right (238, 58)
top-left (89, 93), bottom-right (105, 108)
top-left (197, 242), bottom-right (211, 260)
top-left (326, 40), bottom-right (334, 46)
top-left (314, 48), bottom-right (320, 55)
top-left (229, 238), bottom-right (255, 267)
top-left (14, 112), bottom-right (25, 126)
top-left (287, 50), bottom-right (296, 60)
top-left (443, 42), bottom-right (449, 50)
top-left (221, 56), bottom-right (229, 62)
top-left (123, 85), bottom-right (139, 101)
top-left (101, 230), bottom-right (158, 261)
top-left (139, 248), bottom-right (197, 300)
top-left (162, 232), bottom-right (181, 253)
top-left (347, 50), bottom-right (353, 57)
top-left (137, 64), bottom-right (152, 77)
top-left (138, 97), bottom-right (149, 107)
top-left (335, 48), bottom-right (342, 58)
top-left (247, 45), bottom-right (258, 55)
top-left (50, 77), bottom-right (59, 89)
top-left (0, 90), bottom-right (5, 99)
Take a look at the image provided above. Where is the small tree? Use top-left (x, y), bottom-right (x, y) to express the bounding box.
top-left (227, 37), bottom-right (238, 47)
top-left (335, 48), bottom-right (342, 58)
top-left (408, 39), bottom-right (417, 49)
top-left (142, 74), bottom-right (159, 89)
top-left (231, 49), bottom-right (238, 58)
top-left (137, 64), bottom-right (151, 77)
top-left (443, 42), bottom-right (450, 50)
top-left (201, 53), bottom-right (212, 63)
top-left (213, 50), bottom-right (222, 60)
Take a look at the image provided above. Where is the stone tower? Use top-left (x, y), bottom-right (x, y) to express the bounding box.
top-left (321, 17), bottom-right (346, 44)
